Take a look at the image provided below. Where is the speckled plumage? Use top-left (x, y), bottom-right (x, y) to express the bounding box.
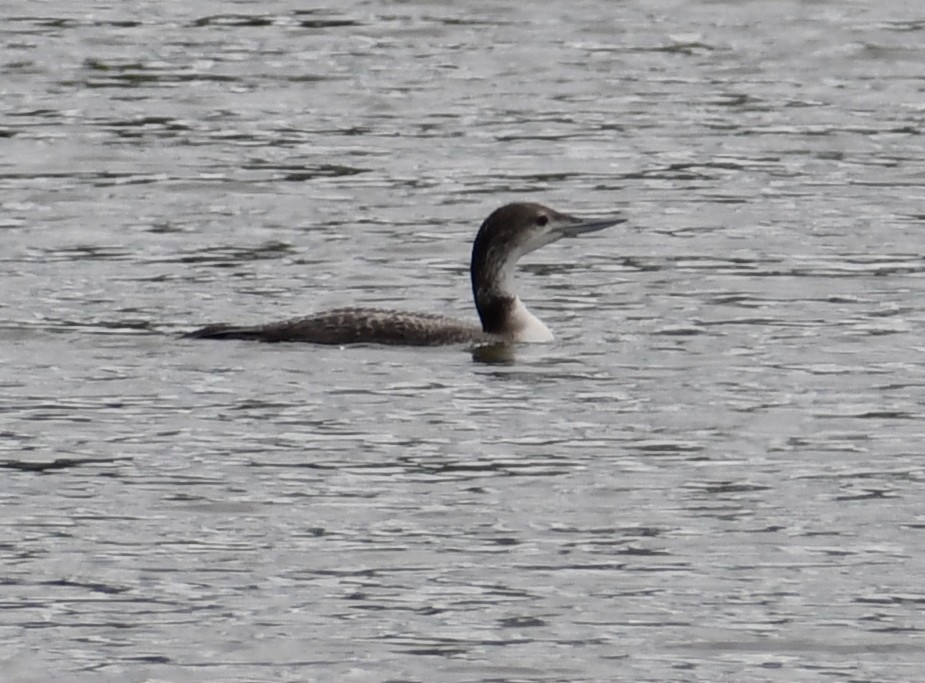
top-left (186, 307), bottom-right (491, 346)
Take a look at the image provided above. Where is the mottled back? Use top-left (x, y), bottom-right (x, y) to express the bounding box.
top-left (186, 308), bottom-right (490, 346)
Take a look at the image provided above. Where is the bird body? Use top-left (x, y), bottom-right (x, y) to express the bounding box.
top-left (186, 203), bottom-right (624, 346)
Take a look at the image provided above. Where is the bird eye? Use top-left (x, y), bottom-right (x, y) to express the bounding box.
top-left (536, 215), bottom-right (549, 227)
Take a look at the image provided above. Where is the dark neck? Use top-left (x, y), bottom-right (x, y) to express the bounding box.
top-left (473, 290), bottom-right (516, 335)
top-left (470, 246), bottom-right (515, 334)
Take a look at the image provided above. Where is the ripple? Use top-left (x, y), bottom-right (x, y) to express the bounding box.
top-left (4, 2), bottom-right (925, 681)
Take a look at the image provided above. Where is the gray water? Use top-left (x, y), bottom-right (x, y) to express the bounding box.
top-left (2, 1), bottom-right (925, 681)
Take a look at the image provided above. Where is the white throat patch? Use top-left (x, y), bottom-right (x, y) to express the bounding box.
top-left (509, 296), bottom-right (554, 343)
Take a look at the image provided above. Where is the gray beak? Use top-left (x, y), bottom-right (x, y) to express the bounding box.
top-left (561, 215), bottom-right (626, 237)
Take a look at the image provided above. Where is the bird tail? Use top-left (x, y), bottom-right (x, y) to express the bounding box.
top-left (183, 323), bottom-right (265, 340)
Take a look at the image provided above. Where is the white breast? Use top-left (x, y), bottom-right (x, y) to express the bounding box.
top-left (509, 297), bottom-right (554, 343)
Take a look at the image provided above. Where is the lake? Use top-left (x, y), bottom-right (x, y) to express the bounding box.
top-left (2, 1), bottom-right (924, 681)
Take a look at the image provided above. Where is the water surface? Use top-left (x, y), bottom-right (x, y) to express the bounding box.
top-left (2, 1), bottom-right (925, 681)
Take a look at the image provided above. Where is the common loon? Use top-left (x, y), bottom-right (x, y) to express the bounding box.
top-left (186, 202), bottom-right (624, 346)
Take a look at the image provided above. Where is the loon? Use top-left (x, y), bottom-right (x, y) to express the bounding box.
top-left (185, 202), bottom-right (624, 346)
